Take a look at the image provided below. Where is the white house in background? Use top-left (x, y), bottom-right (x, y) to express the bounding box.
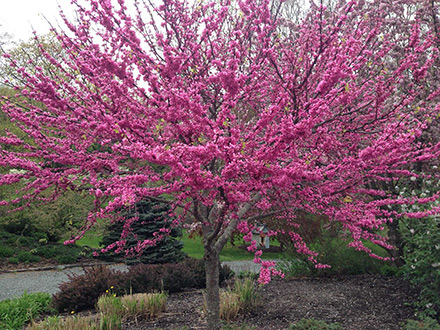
top-left (251, 224), bottom-right (270, 249)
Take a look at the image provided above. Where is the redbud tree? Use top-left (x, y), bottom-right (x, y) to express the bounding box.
top-left (1, 0), bottom-right (440, 327)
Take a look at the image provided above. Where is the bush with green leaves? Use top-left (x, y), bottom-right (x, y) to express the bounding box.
top-left (0, 187), bottom-right (94, 243)
top-left (0, 228), bottom-right (91, 266)
top-left (16, 251), bottom-right (41, 263)
top-left (0, 292), bottom-right (52, 330)
top-left (0, 244), bottom-right (16, 258)
top-left (35, 244), bottom-right (84, 264)
top-left (401, 317), bottom-right (440, 330)
top-left (100, 200), bottom-right (186, 265)
top-left (289, 318), bottom-right (343, 330)
top-left (399, 216), bottom-right (440, 319)
top-left (8, 257), bottom-right (19, 264)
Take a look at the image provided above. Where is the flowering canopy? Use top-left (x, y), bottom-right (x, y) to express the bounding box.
top-left (1, 0), bottom-right (440, 285)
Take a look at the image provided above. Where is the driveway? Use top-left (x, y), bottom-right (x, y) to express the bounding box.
top-left (0, 260), bottom-right (268, 301)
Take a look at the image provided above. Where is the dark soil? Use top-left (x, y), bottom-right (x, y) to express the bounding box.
top-left (125, 275), bottom-right (418, 330)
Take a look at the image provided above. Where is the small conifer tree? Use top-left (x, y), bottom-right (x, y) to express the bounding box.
top-left (100, 200), bottom-right (186, 265)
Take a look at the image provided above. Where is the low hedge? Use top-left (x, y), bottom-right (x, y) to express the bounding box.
top-left (52, 258), bottom-right (234, 312)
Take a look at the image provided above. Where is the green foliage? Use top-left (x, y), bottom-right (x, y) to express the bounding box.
top-left (97, 292), bottom-right (168, 321)
top-left (401, 317), bottom-right (440, 330)
top-left (99, 314), bottom-right (122, 330)
top-left (233, 277), bottom-right (260, 314)
top-left (17, 236), bottom-right (38, 247)
top-left (8, 257), bottom-right (19, 264)
top-left (277, 233), bottom-right (387, 277)
top-left (54, 254), bottom-right (78, 265)
top-left (379, 264), bottom-right (401, 277)
top-left (30, 292), bottom-right (167, 330)
top-left (0, 244), bottom-right (16, 258)
top-left (0, 185), bottom-right (94, 244)
top-left (0, 292), bottom-right (52, 330)
top-left (96, 294), bottom-right (123, 319)
top-left (16, 251), bottom-right (41, 263)
top-left (100, 200), bottom-right (186, 265)
top-left (34, 243), bottom-right (85, 263)
top-left (33, 245), bottom-right (61, 259)
top-left (399, 216), bottom-right (440, 318)
top-left (0, 227), bottom-right (91, 267)
top-left (236, 271), bottom-right (259, 281)
top-left (27, 314), bottom-right (100, 330)
top-left (181, 229), bottom-right (285, 261)
top-left (289, 319), bottom-right (343, 330)
top-left (0, 34), bottom-right (65, 84)
top-left (207, 277), bottom-right (260, 321)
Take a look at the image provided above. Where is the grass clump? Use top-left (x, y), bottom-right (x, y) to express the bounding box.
top-left (289, 318), bottom-right (343, 330)
top-left (99, 314), bottom-right (122, 330)
top-left (27, 314), bottom-right (99, 330)
top-left (28, 291), bottom-right (166, 330)
top-left (206, 277), bottom-right (260, 321)
top-left (234, 277), bottom-right (260, 314)
top-left (0, 292), bottom-right (52, 330)
top-left (121, 292), bottom-right (167, 320)
top-left (96, 293), bottom-right (123, 319)
top-left (97, 291), bottom-right (168, 321)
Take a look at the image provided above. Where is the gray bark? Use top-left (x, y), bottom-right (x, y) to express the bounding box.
top-left (204, 249), bottom-right (220, 329)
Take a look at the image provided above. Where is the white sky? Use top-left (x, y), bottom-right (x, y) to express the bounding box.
top-left (0, 0), bottom-right (75, 43)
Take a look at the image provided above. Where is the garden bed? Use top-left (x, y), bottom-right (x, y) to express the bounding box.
top-left (125, 274), bottom-right (418, 329)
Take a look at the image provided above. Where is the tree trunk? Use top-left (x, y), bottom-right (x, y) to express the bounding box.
top-left (387, 220), bottom-right (405, 267)
top-left (204, 248), bottom-right (221, 329)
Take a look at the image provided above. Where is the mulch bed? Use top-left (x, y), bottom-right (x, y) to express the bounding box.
top-left (2, 258), bottom-right (420, 329)
top-left (125, 274), bottom-right (419, 329)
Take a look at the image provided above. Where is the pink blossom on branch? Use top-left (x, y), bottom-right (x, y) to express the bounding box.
top-left (1, 0), bottom-right (440, 328)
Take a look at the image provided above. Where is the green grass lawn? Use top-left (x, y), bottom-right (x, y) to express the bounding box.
top-left (77, 229), bottom-right (285, 261)
top-left (181, 230), bottom-right (284, 261)
top-left (76, 231), bottom-right (102, 248)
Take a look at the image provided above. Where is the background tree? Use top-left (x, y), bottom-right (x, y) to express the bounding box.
top-left (0, 37), bottom-right (94, 243)
top-left (0, 26), bottom-right (12, 49)
top-left (1, 0), bottom-right (440, 328)
top-left (99, 199), bottom-right (186, 265)
top-left (0, 33), bottom-right (66, 85)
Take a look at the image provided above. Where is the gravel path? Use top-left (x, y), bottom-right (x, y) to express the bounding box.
top-left (0, 264), bottom-right (129, 301)
top-left (0, 260), bottom-right (271, 301)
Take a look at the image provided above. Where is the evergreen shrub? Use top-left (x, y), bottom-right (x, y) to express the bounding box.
top-left (16, 251), bottom-right (40, 263)
top-left (100, 200), bottom-right (186, 265)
